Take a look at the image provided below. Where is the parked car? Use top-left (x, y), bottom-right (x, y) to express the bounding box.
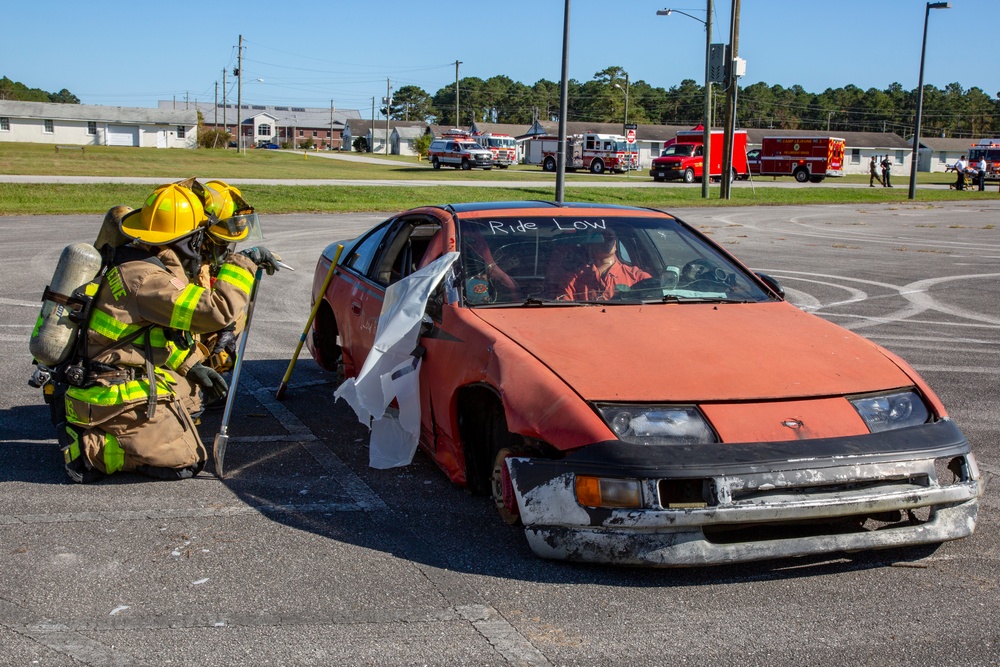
top-left (257, 142), bottom-right (280, 150)
top-left (427, 138), bottom-right (493, 170)
top-left (307, 201), bottom-right (981, 566)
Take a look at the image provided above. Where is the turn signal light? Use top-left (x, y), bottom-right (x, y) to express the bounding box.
top-left (575, 475), bottom-right (642, 509)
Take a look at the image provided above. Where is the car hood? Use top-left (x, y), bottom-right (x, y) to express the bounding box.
top-left (472, 302), bottom-right (914, 402)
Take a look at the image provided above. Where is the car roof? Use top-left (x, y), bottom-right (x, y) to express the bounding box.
top-left (442, 201), bottom-right (662, 215)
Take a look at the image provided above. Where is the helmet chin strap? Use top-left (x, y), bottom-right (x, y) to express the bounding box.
top-left (166, 228), bottom-right (206, 279)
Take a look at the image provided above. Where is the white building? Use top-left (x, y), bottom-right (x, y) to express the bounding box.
top-left (0, 100), bottom-right (197, 148)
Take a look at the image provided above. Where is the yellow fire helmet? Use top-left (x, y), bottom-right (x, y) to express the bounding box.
top-left (201, 180), bottom-right (262, 243)
top-left (120, 182), bottom-right (207, 245)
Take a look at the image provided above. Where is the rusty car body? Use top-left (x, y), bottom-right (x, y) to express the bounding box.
top-left (307, 201), bottom-right (980, 566)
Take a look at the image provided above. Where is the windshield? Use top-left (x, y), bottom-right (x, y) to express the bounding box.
top-left (459, 142), bottom-right (484, 151)
top-left (661, 144), bottom-right (695, 157)
top-left (485, 137), bottom-right (515, 148)
top-left (457, 215), bottom-right (771, 306)
top-left (969, 148), bottom-right (1000, 161)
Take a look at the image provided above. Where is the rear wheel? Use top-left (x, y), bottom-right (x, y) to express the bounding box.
top-left (543, 156), bottom-right (557, 172)
top-left (794, 168), bottom-right (810, 183)
top-left (431, 157), bottom-right (440, 169)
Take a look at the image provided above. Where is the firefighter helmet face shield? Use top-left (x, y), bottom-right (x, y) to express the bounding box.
top-left (208, 211), bottom-right (263, 243)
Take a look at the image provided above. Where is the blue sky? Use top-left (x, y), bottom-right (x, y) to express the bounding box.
top-left (4, 0), bottom-right (996, 118)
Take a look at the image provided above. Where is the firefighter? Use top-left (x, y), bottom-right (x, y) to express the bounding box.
top-left (60, 180), bottom-right (281, 483)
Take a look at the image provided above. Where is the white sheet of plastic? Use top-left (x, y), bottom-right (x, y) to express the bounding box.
top-left (334, 252), bottom-right (460, 468)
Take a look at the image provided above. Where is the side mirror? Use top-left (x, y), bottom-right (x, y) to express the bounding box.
top-left (756, 272), bottom-right (785, 299)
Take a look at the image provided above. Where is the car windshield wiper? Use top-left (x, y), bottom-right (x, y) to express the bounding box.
top-left (660, 295), bottom-right (753, 304)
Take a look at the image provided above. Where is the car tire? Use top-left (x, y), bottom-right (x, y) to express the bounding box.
top-left (431, 157), bottom-right (440, 170)
top-left (683, 168), bottom-right (696, 184)
top-left (487, 404), bottom-right (523, 526)
top-left (794, 168), bottom-right (810, 183)
top-left (461, 158), bottom-right (471, 170)
top-left (590, 159), bottom-right (605, 174)
top-left (543, 157), bottom-right (557, 172)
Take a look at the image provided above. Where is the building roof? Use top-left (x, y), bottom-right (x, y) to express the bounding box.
top-left (0, 100), bottom-right (196, 125)
top-left (159, 100), bottom-right (361, 129)
top-left (919, 136), bottom-right (983, 152)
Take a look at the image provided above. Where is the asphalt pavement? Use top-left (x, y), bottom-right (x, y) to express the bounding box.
top-left (1, 202), bottom-right (998, 666)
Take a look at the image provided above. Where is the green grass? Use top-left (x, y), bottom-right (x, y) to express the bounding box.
top-left (0, 143), bottom-right (996, 215)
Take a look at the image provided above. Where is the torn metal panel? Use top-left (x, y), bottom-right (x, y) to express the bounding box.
top-left (335, 253), bottom-right (459, 469)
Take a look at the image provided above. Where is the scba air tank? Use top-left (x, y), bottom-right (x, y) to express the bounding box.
top-left (29, 243), bottom-right (103, 367)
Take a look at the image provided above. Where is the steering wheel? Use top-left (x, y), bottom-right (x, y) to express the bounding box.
top-left (679, 259), bottom-right (728, 290)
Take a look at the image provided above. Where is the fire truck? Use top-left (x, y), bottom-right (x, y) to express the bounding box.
top-left (746, 136), bottom-right (845, 183)
top-left (649, 127), bottom-right (748, 183)
top-left (967, 139), bottom-right (1000, 181)
top-left (527, 133), bottom-right (639, 174)
top-left (473, 132), bottom-right (517, 168)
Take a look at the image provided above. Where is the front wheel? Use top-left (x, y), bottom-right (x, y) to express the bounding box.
top-left (683, 168), bottom-right (696, 184)
top-left (590, 159), bottom-right (605, 174)
top-left (487, 404), bottom-right (523, 525)
top-left (461, 158), bottom-right (471, 170)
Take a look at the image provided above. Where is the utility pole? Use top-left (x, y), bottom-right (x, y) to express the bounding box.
top-left (385, 78), bottom-right (392, 155)
top-left (236, 34), bottom-right (244, 153)
top-left (702, 0), bottom-right (713, 199)
top-left (720, 0), bottom-right (740, 199)
top-left (329, 99), bottom-right (334, 151)
top-left (371, 97), bottom-right (375, 153)
top-left (556, 0), bottom-right (570, 204)
top-left (214, 82), bottom-right (219, 129)
top-left (222, 68), bottom-right (227, 138)
top-left (454, 60), bottom-right (462, 127)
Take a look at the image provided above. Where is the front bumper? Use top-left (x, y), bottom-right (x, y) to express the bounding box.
top-left (505, 420), bottom-right (980, 566)
top-left (649, 165), bottom-right (684, 180)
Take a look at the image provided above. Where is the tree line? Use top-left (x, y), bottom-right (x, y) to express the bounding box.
top-left (5, 69), bottom-right (998, 138)
top-left (0, 76), bottom-right (79, 104)
top-left (396, 65), bottom-right (1000, 138)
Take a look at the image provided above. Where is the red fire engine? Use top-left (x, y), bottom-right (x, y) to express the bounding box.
top-left (473, 132), bottom-right (517, 168)
top-left (527, 133), bottom-right (638, 174)
top-left (746, 136), bottom-right (846, 183)
top-left (968, 139), bottom-right (1000, 181)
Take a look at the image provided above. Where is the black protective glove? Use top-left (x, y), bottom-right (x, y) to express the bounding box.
top-left (240, 246), bottom-right (282, 275)
top-left (188, 363), bottom-right (229, 405)
top-left (212, 324), bottom-right (237, 356)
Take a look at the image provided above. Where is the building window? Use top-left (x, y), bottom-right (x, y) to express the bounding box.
top-left (938, 152), bottom-right (947, 164)
top-left (87, 122), bottom-right (97, 135)
top-left (298, 129), bottom-right (303, 137)
top-left (0, 117), bottom-right (9, 131)
top-left (851, 149), bottom-right (861, 164)
top-left (312, 130), bottom-right (317, 137)
top-left (177, 126), bottom-right (186, 139)
top-left (895, 150), bottom-right (904, 164)
top-left (44, 119), bottom-right (54, 133)
top-left (258, 124), bottom-right (271, 136)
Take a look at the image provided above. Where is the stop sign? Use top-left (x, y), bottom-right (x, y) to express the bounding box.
top-left (626, 128), bottom-right (636, 144)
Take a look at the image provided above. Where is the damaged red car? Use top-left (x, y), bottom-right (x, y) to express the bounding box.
top-left (307, 201), bottom-right (980, 566)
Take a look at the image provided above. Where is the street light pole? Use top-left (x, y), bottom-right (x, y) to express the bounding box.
top-left (615, 73), bottom-right (629, 135)
top-left (556, 0), bottom-right (570, 205)
top-left (658, 4), bottom-right (713, 199)
top-left (909, 2), bottom-right (951, 200)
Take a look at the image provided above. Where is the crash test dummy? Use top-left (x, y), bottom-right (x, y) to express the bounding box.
top-left (61, 181), bottom-right (281, 482)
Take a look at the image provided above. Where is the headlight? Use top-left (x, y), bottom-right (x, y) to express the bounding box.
top-left (595, 404), bottom-right (717, 445)
top-left (849, 390), bottom-right (930, 433)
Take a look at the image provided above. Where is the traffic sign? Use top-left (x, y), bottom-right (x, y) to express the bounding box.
top-left (626, 128), bottom-right (636, 144)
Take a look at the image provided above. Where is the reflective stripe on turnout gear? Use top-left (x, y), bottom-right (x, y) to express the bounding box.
top-left (103, 431), bottom-right (124, 473)
top-left (170, 284), bottom-right (205, 330)
top-left (88, 310), bottom-right (191, 371)
top-left (215, 263), bottom-right (254, 296)
top-left (65, 371), bottom-right (175, 414)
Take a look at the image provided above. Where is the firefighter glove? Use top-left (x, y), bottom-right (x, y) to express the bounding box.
top-left (240, 246), bottom-right (282, 275)
top-left (188, 363), bottom-right (228, 404)
top-left (212, 324), bottom-right (237, 356)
